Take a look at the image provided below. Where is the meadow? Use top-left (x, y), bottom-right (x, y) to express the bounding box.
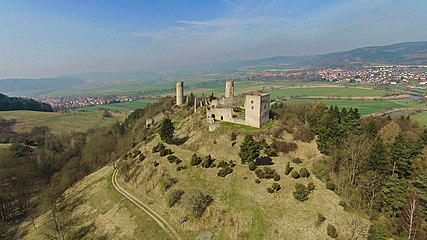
top-left (411, 111), bottom-right (427, 126)
top-left (0, 109), bottom-right (126, 134)
top-left (269, 87), bottom-right (388, 99)
top-left (286, 99), bottom-right (421, 115)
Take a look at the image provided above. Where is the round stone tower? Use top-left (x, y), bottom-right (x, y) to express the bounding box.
top-left (176, 81), bottom-right (184, 106)
top-left (225, 80), bottom-right (234, 98)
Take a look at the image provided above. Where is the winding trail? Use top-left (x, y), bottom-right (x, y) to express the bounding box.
top-left (111, 168), bottom-right (181, 240)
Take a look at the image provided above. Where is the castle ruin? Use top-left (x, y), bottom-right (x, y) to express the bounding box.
top-left (174, 80), bottom-right (270, 128)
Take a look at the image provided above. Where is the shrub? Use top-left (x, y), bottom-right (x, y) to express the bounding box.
top-left (167, 155), bottom-right (178, 163)
top-left (182, 190), bottom-right (214, 218)
top-left (273, 173), bottom-right (281, 181)
top-left (164, 148), bottom-right (174, 156)
top-left (167, 189), bottom-right (184, 207)
top-left (177, 165), bottom-right (187, 171)
top-left (230, 132), bottom-right (237, 141)
top-left (229, 160), bottom-right (236, 168)
top-left (217, 160), bottom-right (228, 168)
top-left (255, 179), bottom-right (261, 184)
top-left (291, 171), bottom-right (300, 179)
top-left (285, 162), bottom-right (293, 175)
top-left (315, 213), bottom-right (326, 227)
top-left (175, 158), bottom-right (182, 165)
top-left (248, 161), bottom-right (257, 171)
top-left (299, 168), bottom-right (310, 178)
top-left (267, 187), bottom-right (273, 193)
top-left (271, 183), bottom-right (281, 191)
top-left (307, 182), bottom-right (315, 191)
top-left (217, 166), bottom-right (233, 177)
top-left (152, 142), bottom-right (165, 153)
top-left (255, 167), bottom-right (278, 179)
top-left (327, 224), bottom-right (338, 238)
top-left (293, 183), bottom-right (309, 202)
top-left (159, 175), bottom-right (177, 192)
top-left (312, 161), bottom-right (330, 181)
top-left (139, 153), bottom-right (146, 161)
top-left (202, 154), bottom-right (215, 168)
top-left (231, 142), bottom-right (236, 147)
top-left (326, 181), bottom-right (336, 191)
top-left (291, 157), bottom-right (302, 164)
top-left (265, 145), bottom-right (278, 157)
top-left (153, 161), bottom-right (159, 167)
top-left (191, 154), bottom-right (202, 166)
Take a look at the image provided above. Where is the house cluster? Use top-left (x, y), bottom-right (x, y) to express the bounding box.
top-left (318, 66), bottom-right (427, 87)
top-left (34, 96), bottom-right (135, 109)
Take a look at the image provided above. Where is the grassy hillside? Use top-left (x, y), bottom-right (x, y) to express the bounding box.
top-left (0, 110), bottom-right (126, 134)
top-left (23, 166), bottom-right (171, 240)
top-left (115, 111), bottom-right (369, 239)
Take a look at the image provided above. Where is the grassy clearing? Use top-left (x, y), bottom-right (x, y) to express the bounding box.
top-left (81, 99), bottom-right (157, 113)
top-left (0, 110), bottom-right (126, 134)
top-left (23, 166), bottom-right (171, 240)
top-left (411, 111), bottom-right (427, 126)
top-left (270, 87), bottom-right (388, 99)
top-left (286, 99), bottom-right (422, 115)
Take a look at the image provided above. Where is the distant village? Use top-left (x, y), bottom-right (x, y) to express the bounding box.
top-left (246, 65), bottom-right (427, 88)
top-left (33, 96), bottom-right (137, 109)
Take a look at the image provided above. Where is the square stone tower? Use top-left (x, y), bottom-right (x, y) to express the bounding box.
top-left (244, 93), bottom-right (270, 128)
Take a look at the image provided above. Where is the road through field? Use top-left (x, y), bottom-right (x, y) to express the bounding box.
top-left (111, 168), bottom-right (181, 240)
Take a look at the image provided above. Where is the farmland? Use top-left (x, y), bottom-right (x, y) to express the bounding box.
top-left (286, 99), bottom-right (421, 116)
top-left (0, 109), bottom-right (126, 134)
top-left (269, 87), bottom-right (389, 99)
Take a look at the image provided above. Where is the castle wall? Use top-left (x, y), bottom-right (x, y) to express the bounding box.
top-left (206, 107), bottom-right (234, 122)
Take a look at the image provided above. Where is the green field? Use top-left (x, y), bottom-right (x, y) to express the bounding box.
top-left (0, 110), bottom-right (127, 134)
top-left (270, 87), bottom-right (388, 99)
top-left (286, 99), bottom-right (422, 115)
top-left (81, 99), bottom-right (157, 112)
top-left (411, 111), bottom-right (427, 126)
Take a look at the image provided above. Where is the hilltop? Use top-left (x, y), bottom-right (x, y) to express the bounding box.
top-left (23, 102), bottom-right (370, 239)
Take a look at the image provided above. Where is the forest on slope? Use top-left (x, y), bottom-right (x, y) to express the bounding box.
top-left (0, 93), bottom-right (53, 112)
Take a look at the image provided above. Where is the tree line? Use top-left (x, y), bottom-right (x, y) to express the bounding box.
top-left (0, 93), bottom-right (52, 112)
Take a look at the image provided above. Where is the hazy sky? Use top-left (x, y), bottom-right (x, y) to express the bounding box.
top-left (1, 0), bottom-right (427, 78)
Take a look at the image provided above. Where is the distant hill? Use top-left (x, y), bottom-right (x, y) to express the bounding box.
top-left (0, 77), bottom-right (86, 96)
top-left (0, 93), bottom-right (53, 112)
top-left (234, 41), bottom-right (427, 68)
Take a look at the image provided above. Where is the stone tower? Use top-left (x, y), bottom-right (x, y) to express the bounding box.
top-left (244, 93), bottom-right (270, 128)
top-left (176, 81), bottom-right (184, 106)
top-left (225, 80), bottom-right (234, 98)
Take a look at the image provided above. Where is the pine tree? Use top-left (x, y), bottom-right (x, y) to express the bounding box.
top-left (316, 106), bottom-right (343, 154)
top-left (391, 133), bottom-right (411, 178)
top-left (381, 175), bottom-right (409, 216)
top-left (160, 118), bottom-right (174, 143)
top-left (239, 135), bottom-right (260, 164)
top-left (367, 137), bottom-right (389, 175)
